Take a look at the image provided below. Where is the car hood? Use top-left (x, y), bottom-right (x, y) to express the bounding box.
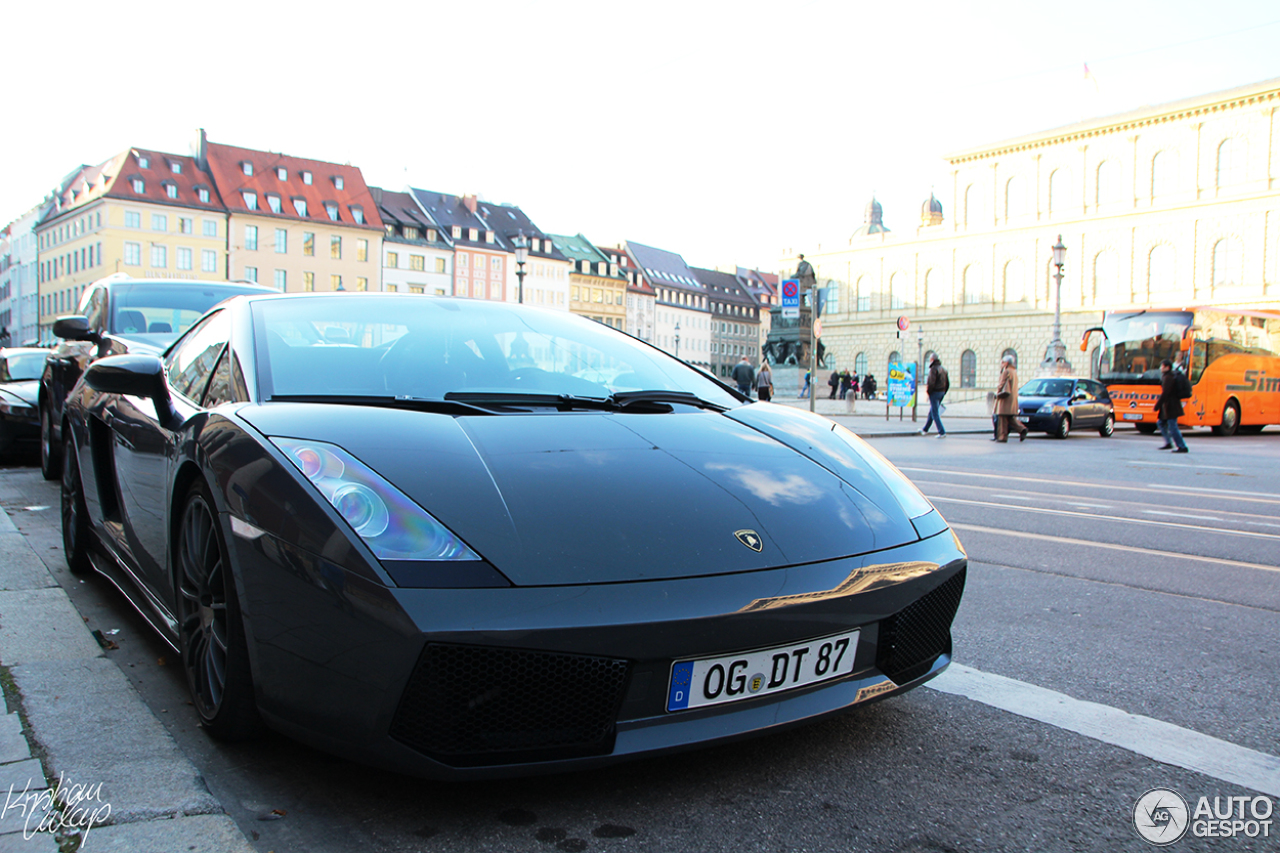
top-left (0, 380), bottom-right (39, 407)
top-left (1018, 394), bottom-right (1068, 407)
top-left (237, 403), bottom-right (926, 586)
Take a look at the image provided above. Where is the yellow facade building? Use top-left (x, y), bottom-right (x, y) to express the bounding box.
top-left (549, 233), bottom-right (628, 330)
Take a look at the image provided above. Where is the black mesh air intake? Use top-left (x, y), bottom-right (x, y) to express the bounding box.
top-left (390, 643), bottom-right (631, 767)
top-left (876, 567), bottom-right (966, 685)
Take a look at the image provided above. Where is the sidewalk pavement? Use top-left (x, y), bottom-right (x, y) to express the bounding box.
top-left (0, 508), bottom-right (255, 852)
top-left (770, 394), bottom-right (995, 437)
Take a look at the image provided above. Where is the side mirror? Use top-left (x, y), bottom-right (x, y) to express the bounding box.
top-left (85, 354), bottom-right (180, 427)
top-left (53, 315), bottom-right (101, 344)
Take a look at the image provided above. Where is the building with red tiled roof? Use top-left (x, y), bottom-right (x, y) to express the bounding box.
top-left (35, 148), bottom-right (231, 339)
top-left (199, 132), bottom-right (383, 293)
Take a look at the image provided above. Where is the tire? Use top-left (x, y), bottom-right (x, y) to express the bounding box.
top-left (1135, 423), bottom-right (1158, 435)
top-left (41, 403), bottom-right (62, 481)
top-left (1055, 414), bottom-right (1071, 439)
top-left (1212, 401), bottom-right (1240, 437)
top-left (176, 481), bottom-right (262, 741)
top-left (60, 435), bottom-right (93, 575)
top-left (1098, 414), bottom-right (1115, 437)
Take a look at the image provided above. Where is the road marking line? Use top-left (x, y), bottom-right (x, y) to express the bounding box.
top-left (1143, 510), bottom-right (1222, 521)
top-left (989, 493), bottom-right (1114, 509)
top-left (929, 664), bottom-right (1280, 797)
top-left (949, 522), bottom-right (1280, 573)
top-left (899, 468), bottom-right (1280, 505)
top-left (1125, 460), bottom-right (1241, 471)
top-left (930, 496), bottom-right (1280, 542)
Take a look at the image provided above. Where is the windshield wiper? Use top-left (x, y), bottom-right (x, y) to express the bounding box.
top-left (444, 391), bottom-right (617, 411)
top-left (268, 394), bottom-right (494, 416)
top-left (606, 389), bottom-right (728, 412)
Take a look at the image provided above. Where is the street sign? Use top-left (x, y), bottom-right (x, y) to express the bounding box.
top-left (813, 318), bottom-right (823, 339)
top-left (897, 315), bottom-right (910, 332)
top-left (781, 279), bottom-right (800, 319)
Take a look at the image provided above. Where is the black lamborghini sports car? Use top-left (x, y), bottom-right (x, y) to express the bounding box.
top-left (61, 293), bottom-right (966, 779)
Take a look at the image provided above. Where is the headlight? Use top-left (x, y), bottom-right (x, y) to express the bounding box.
top-left (1038, 402), bottom-right (1054, 413)
top-left (271, 437), bottom-right (480, 561)
top-left (0, 399), bottom-right (35, 418)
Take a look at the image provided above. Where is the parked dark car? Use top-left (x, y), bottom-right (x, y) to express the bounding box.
top-left (61, 292), bottom-right (966, 779)
top-left (1018, 376), bottom-right (1115, 438)
top-left (0, 347), bottom-right (50, 457)
top-left (40, 275), bottom-right (274, 479)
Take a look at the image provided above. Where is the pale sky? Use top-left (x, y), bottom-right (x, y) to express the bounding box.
top-left (5, 1), bottom-right (1280, 272)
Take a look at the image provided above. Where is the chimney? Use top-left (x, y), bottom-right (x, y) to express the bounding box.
top-left (463, 194), bottom-right (477, 213)
top-left (193, 128), bottom-right (209, 172)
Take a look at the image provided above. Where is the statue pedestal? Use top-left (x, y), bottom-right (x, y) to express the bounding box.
top-left (762, 307), bottom-right (825, 369)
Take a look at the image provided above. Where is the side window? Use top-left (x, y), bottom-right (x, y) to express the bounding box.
top-left (1088, 380), bottom-right (1109, 399)
top-left (85, 287), bottom-right (107, 332)
top-left (167, 311), bottom-right (230, 404)
top-left (202, 349), bottom-right (237, 408)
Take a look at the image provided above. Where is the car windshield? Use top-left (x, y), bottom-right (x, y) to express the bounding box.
top-left (0, 352), bottom-right (48, 382)
top-left (1019, 378), bottom-right (1074, 397)
top-left (252, 296), bottom-right (740, 407)
top-left (112, 283), bottom-right (264, 337)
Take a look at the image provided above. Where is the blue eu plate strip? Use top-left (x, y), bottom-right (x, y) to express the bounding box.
top-left (667, 661), bottom-right (694, 711)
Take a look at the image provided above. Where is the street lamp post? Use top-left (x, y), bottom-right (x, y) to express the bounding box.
top-left (513, 231), bottom-right (529, 304)
top-left (674, 321), bottom-right (681, 360)
top-left (1041, 234), bottom-right (1072, 375)
top-left (914, 324), bottom-right (923, 423)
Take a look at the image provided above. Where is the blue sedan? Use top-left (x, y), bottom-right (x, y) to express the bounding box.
top-left (1017, 377), bottom-right (1115, 439)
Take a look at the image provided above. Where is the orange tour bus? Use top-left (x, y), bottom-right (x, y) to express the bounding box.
top-left (1081, 303), bottom-right (1280, 436)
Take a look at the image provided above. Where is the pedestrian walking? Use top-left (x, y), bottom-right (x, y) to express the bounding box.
top-left (919, 355), bottom-right (949, 437)
top-left (992, 354), bottom-right (1028, 442)
top-left (1153, 357), bottom-right (1190, 453)
top-left (827, 370), bottom-right (840, 399)
top-left (839, 370), bottom-right (852, 400)
top-left (731, 356), bottom-right (755, 398)
top-left (756, 362), bottom-right (774, 401)
top-left (799, 370), bottom-right (811, 398)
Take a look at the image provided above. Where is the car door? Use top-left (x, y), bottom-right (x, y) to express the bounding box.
top-left (1070, 380), bottom-right (1099, 427)
top-left (109, 310), bottom-right (230, 599)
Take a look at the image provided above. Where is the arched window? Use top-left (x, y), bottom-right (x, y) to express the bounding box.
top-left (963, 263), bottom-right (987, 304)
top-left (854, 352), bottom-right (868, 375)
top-left (855, 275), bottom-right (870, 312)
top-left (1148, 244), bottom-right (1176, 294)
top-left (1093, 250), bottom-right (1118, 304)
top-left (889, 272), bottom-right (905, 309)
top-left (1048, 168), bottom-right (1071, 217)
top-left (1005, 176), bottom-right (1024, 220)
top-left (1217, 139), bottom-right (1243, 187)
top-left (888, 351), bottom-right (901, 370)
top-left (1003, 259), bottom-right (1025, 303)
top-left (964, 184), bottom-right (984, 228)
top-left (1001, 348), bottom-right (1018, 368)
top-left (1096, 160), bottom-right (1119, 205)
top-left (1211, 238), bottom-right (1242, 290)
top-left (960, 349), bottom-right (977, 388)
top-left (1151, 151), bottom-right (1176, 198)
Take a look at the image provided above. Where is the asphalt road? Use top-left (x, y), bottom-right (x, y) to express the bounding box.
top-left (1, 425), bottom-right (1277, 853)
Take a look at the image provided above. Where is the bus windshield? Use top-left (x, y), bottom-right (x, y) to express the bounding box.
top-left (1098, 311), bottom-right (1192, 384)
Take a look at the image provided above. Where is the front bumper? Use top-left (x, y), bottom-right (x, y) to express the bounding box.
top-left (229, 524), bottom-right (967, 779)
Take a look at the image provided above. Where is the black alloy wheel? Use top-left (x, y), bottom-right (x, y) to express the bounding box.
top-left (1213, 401), bottom-right (1241, 436)
top-left (60, 435), bottom-right (92, 575)
top-left (176, 482), bottom-right (261, 741)
top-left (1055, 414), bottom-right (1071, 439)
top-left (41, 404), bottom-right (62, 480)
top-left (1098, 414), bottom-right (1115, 437)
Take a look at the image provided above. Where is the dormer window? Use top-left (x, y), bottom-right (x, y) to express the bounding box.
top-left (426, 229), bottom-right (436, 242)
top-left (131, 178), bottom-right (145, 193)
top-left (197, 187), bottom-right (210, 203)
top-left (325, 203), bottom-right (339, 221)
top-left (169, 161), bottom-right (182, 174)
top-left (332, 176), bottom-right (344, 191)
top-left (451, 226), bottom-right (461, 239)
top-left (385, 224), bottom-right (395, 237)
top-left (266, 194), bottom-right (282, 213)
top-left (165, 182), bottom-right (178, 199)
top-left (276, 167), bottom-right (287, 180)
top-left (292, 198), bottom-right (307, 217)
top-left (468, 228), bottom-right (478, 241)
top-left (404, 226), bottom-right (418, 240)
top-left (351, 206), bottom-right (365, 225)
top-left (301, 171), bottom-right (312, 185)
top-left (485, 230), bottom-right (494, 243)
top-left (242, 191), bottom-right (258, 210)
top-left (138, 155), bottom-right (150, 169)
top-left (241, 162), bottom-right (253, 176)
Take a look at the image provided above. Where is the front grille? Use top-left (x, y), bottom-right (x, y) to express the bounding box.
top-left (390, 643), bottom-right (631, 767)
top-left (876, 567), bottom-right (966, 685)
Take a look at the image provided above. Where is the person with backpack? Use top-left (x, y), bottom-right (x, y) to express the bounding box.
top-left (919, 355), bottom-right (950, 438)
top-left (1153, 357), bottom-right (1191, 453)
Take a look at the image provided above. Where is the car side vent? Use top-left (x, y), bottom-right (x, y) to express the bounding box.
top-left (876, 567), bottom-right (966, 685)
top-left (390, 644), bottom-right (631, 767)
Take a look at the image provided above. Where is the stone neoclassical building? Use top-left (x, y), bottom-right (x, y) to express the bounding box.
top-left (782, 76), bottom-right (1280, 390)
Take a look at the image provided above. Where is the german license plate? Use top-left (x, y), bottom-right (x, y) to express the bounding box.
top-left (1122, 413), bottom-right (1143, 421)
top-left (667, 630), bottom-right (859, 712)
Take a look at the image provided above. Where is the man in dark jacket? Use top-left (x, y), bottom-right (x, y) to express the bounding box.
top-left (1153, 358), bottom-right (1189, 452)
top-left (828, 370), bottom-right (840, 399)
top-left (919, 356), bottom-right (950, 437)
top-left (731, 357), bottom-right (755, 397)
